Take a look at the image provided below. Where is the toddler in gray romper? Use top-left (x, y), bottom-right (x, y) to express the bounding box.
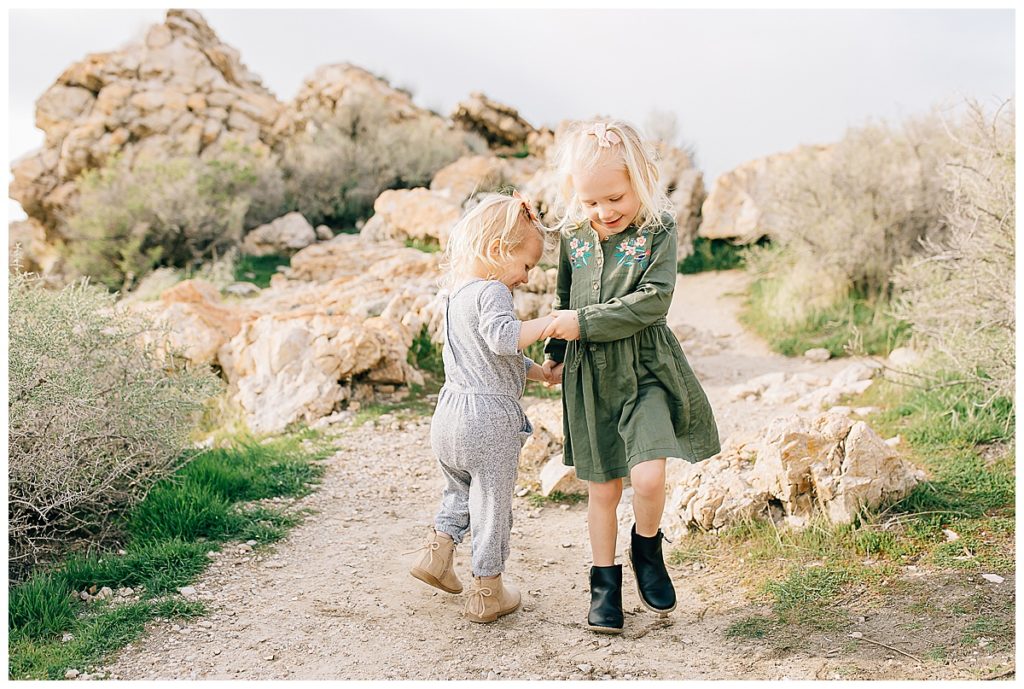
top-left (430, 278), bottom-right (535, 577)
top-left (408, 190), bottom-right (553, 623)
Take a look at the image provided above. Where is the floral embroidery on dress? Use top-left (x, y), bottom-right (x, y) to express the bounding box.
top-left (614, 234), bottom-right (651, 269)
top-left (569, 237), bottom-right (593, 270)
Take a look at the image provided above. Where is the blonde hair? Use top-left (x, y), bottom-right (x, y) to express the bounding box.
top-left (440, 192), bottom-right (546, 290)
top-left (552, 118), bottom-right (673, 233)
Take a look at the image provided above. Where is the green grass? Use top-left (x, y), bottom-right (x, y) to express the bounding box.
top-left (678, 237), bottom-right (751, 274)
top-left (408, 325), bottom-right (445, 380)
top-left (234, 253), bottom-right (291, 288)
top-left (525, 490), bottom-right (587, 507)
top-left (9, 431), bottom-right (330, 679)
top-left (688, 375), bottom-right (1014, 651)
top-left (404, 238), bottom-right (441, 253)
top-left (725, 615), bottom-right (775, 639)
top-left (740, 277), bottom-right (911, 357)
top-left (10, 598), bottom-right (206, 680)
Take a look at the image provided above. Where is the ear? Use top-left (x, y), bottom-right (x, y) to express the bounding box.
top-left (487, 239), bottom-right (502, 258)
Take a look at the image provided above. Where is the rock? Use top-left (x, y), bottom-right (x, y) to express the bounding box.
top-left (699, 145), bottom-right (829, 244)
top-left (360, 188), bottom-right (461, 248)
top-left (95, 586), bottom-right (113, 600)
top-left (981, 573), bottom-right (1004, 584)
top-left (429, 155), bottom-right (510, 204)
top-left (450, 92), bottom-right (549, 156)
top-left (315, 225), bottom-right (333, 241)
top-left (65, 669), bottom-right (80, 679)
top-left (804, 347), bottom-right (832, 362)
top-left (887, 347), bottom-right (923, 370)
top-left (178, 586), bottom-right (199, 600)
top-left (223, 281), bottom-right (262, 298)
top-left (653, 142), bottom-right (705, 260)
top-left (9, 217), bottom-right (64, 279)
top-left (132, 278), bottom-right (249, 366)
top-left (241, 212), bottom-right (317, 256)
top-left (664, 410), bottom-right (925, 537)
top-left (540, 455), bottom-right (587, 496)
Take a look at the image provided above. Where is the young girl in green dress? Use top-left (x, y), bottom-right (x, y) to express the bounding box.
top-left (543, 119), bottom-right (720, 634)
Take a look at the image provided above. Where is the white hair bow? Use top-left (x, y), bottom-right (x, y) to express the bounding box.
top-left (587, 123), bottom-right (621, 148)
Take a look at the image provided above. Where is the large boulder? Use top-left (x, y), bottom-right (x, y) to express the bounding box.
top-left (241, 212), bottom-right (317, 256)
top-left (10, 9), bottom-right (285, 240)
top-left (360, 188), bottom-right (462, 248)
top-left (700, 144), bottom-right (829, 243)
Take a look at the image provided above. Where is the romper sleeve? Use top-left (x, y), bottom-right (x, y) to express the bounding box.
top-left (543, 234), bottom-right (571, 364)
top-left (477, 281), bottom-right (522, 356)
top-left (577, 220), bottom-right (677, 344)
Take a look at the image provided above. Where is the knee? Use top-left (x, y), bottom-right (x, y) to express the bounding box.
top-left (588, 479), bottom-right (623, 507)
top-left (630, 463), bottom-right (666, 499)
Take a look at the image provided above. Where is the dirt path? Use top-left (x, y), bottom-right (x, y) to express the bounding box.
top-left (102, 271), bottom-right (1012, 680)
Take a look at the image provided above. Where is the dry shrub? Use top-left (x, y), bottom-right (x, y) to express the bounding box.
top-left (750, 112), bottom-right (957, 323)
top-left (281, 97), bottom-right (476, 228)
top-left (892, 100), bottom-right (1015, 401)
top-left (8, 271), bottom-right (220, 579)
top-left (63, 142), bottom-right (285, 291)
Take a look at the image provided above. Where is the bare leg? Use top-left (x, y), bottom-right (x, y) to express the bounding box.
top-left (630, 459), bottom-right (666, 537)
top-left (588, 478), bottom-right (623, 566)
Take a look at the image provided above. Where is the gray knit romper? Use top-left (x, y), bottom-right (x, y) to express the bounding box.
top-left (430, 279), bottom-right (534, 578)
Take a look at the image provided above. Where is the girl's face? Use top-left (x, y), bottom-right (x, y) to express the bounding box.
top-left (572, 164), bottom-right (641, 237)
top-left (494, 227), bottom-right (544, 290)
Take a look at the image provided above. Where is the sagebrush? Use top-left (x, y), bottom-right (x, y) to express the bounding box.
top-left (891, 99), bottom-right (1015, 403)
top-left (8, 271), bottom-right (220, 580)
top-left (63, 141), bottom-right (286, 290)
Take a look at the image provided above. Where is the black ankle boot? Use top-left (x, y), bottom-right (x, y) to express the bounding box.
top-left (628, 524), bottom-right (676, 614)
top-left (587, 565), bottom-right (624, 634)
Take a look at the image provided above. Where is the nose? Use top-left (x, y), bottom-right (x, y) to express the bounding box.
top-left (598, 205), bottom-right (616, 220)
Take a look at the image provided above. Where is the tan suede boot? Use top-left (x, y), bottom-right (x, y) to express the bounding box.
top-left (409, 528), bottom-right (463, 594)
top-left (463, 575), bottom-right (521, 623)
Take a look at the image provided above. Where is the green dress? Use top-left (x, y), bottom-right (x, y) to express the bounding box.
top-left (544, 216), bottom-right (721, 482)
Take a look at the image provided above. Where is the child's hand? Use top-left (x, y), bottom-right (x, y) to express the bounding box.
top-left (546, 310), bottom-right (581, 341)
top-left (541, 361), bottom-right (564, 388)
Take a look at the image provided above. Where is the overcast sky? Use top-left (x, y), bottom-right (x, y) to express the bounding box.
top-left (7, 8), bottom-right (1015, 220)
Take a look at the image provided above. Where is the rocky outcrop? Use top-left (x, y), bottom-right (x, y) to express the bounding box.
top-left (700, 145), bottom-right (829, 243)
top-left (285, 63), bottom-right (437, 135)
top-left (451, 92), bottom-right (552, 157)
top-left (662, 411), bottom-right (925, 537)
top-left (10, 9), bottom-right (286, 238)
top-left (131, 235), bottom-right (444, 433)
